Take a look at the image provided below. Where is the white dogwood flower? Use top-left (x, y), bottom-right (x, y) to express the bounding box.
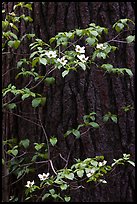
top-left (75, 45), bottom-right (85, 53)
top-left (38, 173), bottom-right (50, 181)
top-left (98, 160), bottom-right (107, 167)
top-left (96, 43), bottom-right (107, 50)
top-left (25, 180), bottom-right (35, 188)
top-left (99, 179), bottom-right (107, 183)
top-left (45, 50), bottom-right (57, 58)
top-left (57, 56), bottom-right (68, 66)
top-left (86, 169), bottom-right (96, 177)
top-left (77, 54), bottom-right (89, 63)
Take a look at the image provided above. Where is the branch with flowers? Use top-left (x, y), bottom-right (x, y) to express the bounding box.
top-left (2, 2), bottom-right (135, 202)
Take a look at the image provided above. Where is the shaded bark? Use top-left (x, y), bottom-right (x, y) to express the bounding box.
top-left (2, 2), bottom-right (135, 202)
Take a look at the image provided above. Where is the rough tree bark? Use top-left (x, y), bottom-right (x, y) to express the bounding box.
top-left (2, 2), bottom-right (135, 202)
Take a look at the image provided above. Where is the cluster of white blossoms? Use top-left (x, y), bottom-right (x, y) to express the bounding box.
top-left (75, 45), bottom-right (89, 63)
top-left (25, 180), bottom-right (35, 188)
top-left (96, 43), bottom-right (107, 50)
top-left (25, 173), bottom-right (50, 188)
top-left (38, 172), bottom-right (50, 181)
top-left (57, 56), bottom-right (68, 66)
top-left (98, 160), bottom-right (107, 167)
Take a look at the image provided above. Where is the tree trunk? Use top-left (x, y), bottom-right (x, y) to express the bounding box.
top-left (2, 2), bottom-right (135, 202)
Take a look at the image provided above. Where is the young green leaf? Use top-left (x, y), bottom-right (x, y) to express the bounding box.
top-left (32, 98), bottom-right (42, 108)
top-left (60, 183), bottom-right (68, 190)
top-left (72, 129), bottom-right (81, 139)
top-left (34, 143), bottom-right (45, 151)
top-left (103, 115), bottom-right (109, 122)
top-left (126, 35), bottom-right (135, 43)
top-left (7, 103), bottom-right (17, 110)
top-left (50, 137), bottom-right (57, 146)
top-left (89, 122), bottom-right (99, 128)
top-left (44, 77), bottom-right (55, 85)
top-left (77, 169), bottom-right (84, 178)
top-left (78, 62), bottom-right (86, 71)
top-left (65, 173), bottom-right (74, 180)
top-left (86, 37), bottom-right (96, 46)
top-left (64, 196), bottom-right (71, 202)
top-left (19, 139), bottom-right (30, 148)
top-left (39, 58), bottom-right (47, 66)
top-left (62, 70), bottom-right (69, 78)
top-left (22, 93), bottom-right (30, 100)
top-left (111, 115), bottom-right (117, 123)
top-left (125, 69), bottom-right (133, 77)
top-left (127, 160), bottom-right (135, 167)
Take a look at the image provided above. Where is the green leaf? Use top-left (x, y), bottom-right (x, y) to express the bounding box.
top-left (126, 35), bottom-right (135, 43)
top-left (2, 21), bottom-right (9, 30)
top-left (78, 62), bottom-right (86, 71)
top-left (14, 40), bottom-right (20, 49)
top-left (32, 98), bottom-right (42, 108)
top-left (49, 37), bottom-right (56, 44)
top-left (127, 160), bottom-right (135, 167)
top-left (115, 23), bottom-right (124, 32)
top-left (2, 158), bottom-right (5, 165)
top-left (40, 97), bottom-right (46, 106)
top-left (42, 193), bottom-right (50, 201)
top-left (101, 64), bottom-right (113, 70)
top-left (62, 70), bottom-right (69, 78)
top-left (32, 58), bottom-right (39, 67)
top-left (97, 52), bottom-right (106, 59)
top-left (103, 115), bottom-right (109, 122)
top-left (90, 160), bottom-right (98, 167)
top-left (75, 29), bottom-right (83, 36)
top-left (26, 33), bottom-right (35, 39)
top-left (72, 129), bottom-right (81, 139)
top-left (23, 3), bottom-right (32, 10)
top-left (125, 69), bottom-right (133, 77)
top-left (60, 183), bottom-right (68, 190)
top-left (7, 103), bottom-right (17, 110)
top-left (77, 169), bottom-right (84, 178)
top-left (39, 58), bottom-right (47, 65)
top-left (65, 173), bottom-right (74, 180)
top-left (64, 130), bottom-right (72, 137)
top-left (44, 77), bottom-right (55, 85)
top-left (50, 137), bottom-right (57, 146)
top-left (90, 30), bottom-right (98, 37)
top-left (10, 23), bottom-right (19, 32)
top-left (77, 124), bottom-right (84, 130)
top-left (31, 154), bottom-right (38, 162)
top-left (111, 115), bottom-right (117, 123)
top-left (17, 169), bottom-right (25, 179)
top-left (64, 196), bottom-right (71, 202)
top-left (9, 32), bottom-right (18, 40)
top-left (120, 19), bottom-right (128, 24)
top-left (8, 40), bottom-right (15, 48)
top-left (49, 189), bottom-right (55, 195)
top-left (34, 143), bottom-right (45, 151)
top-left (24, 16), bottom-right (33, 22)
top-left (8, 149), bottom-right (18, 157)
top-left (19, 139), bottom-right (30, 148)
top-left (21, 93), bottom-right (30, 100)
top-left (89, 122), bottom-right (99, 128)
top-left (30, 51), bottom-right (38, 59)
top-left (86, 37), bottom-right (96, 46)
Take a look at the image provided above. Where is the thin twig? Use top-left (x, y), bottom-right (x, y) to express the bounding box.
top-left (3, 110), bottom-right (42, 127)
top-left (49, 159), bottom-right (57, 175)
top-left (38, 116), bottom-right (50, 160)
